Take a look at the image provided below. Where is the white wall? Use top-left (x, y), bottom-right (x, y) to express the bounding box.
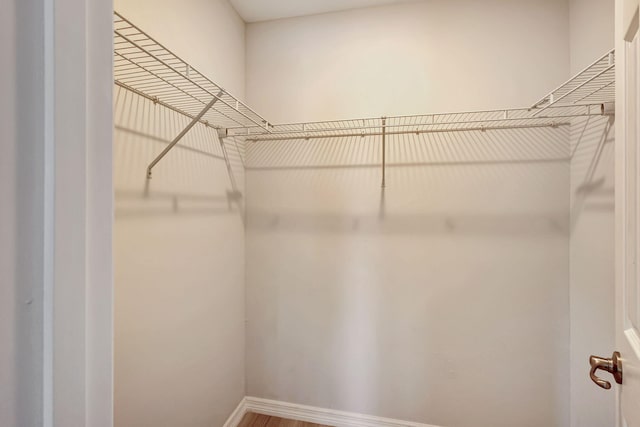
top-left (113, 1), bottom-right (247, 426)
top-left (568, 1), bottom-right (616, 426)
top-left (0, 1), bottom-right (45, 425)
top-left (245, 134), bottom-right (570, 427)
top-left (245, 1), bottom-right (571, 426)
top-left (246, 0), bottom-right (570, 123)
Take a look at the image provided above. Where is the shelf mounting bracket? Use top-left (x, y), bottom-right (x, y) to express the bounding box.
top-left (146, 90), bottom-right (223, 179)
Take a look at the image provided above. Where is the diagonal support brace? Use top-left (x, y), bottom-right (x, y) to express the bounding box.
top-left (147, 90), bottom-right (223, 179)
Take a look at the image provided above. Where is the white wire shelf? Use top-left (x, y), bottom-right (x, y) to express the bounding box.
top-left (225, 49), bottom-right (615, 142)
top-left (226, 49), bottom-right (615, 142)
top-left (113, 9), bottom-right (615, 177)
top-left (232, 104), bottom-right (609, 142)
top-left (530, 49), bottom-right (615, 115)
top-left (114, 11), bottom-right (270, 132)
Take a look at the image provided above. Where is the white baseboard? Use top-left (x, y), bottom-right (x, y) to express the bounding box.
top-left (222, 397), bottom-right (248, 427)
top-left (241, 397), bottom-right (443, 427)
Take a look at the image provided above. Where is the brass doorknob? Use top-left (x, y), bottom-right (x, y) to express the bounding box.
top-left (589, 351), bottom-right (623, 390)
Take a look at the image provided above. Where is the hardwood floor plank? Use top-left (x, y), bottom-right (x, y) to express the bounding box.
top-left (237, 412), bottom-right (257, 427)
top-left (264, 415), bottom-right (283, 427)
top-left (238, 412), bottom-right (329, 427)
top-left (238, 412), bottom-right (269, 427)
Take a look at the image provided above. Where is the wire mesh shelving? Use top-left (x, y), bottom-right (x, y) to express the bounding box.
top-left (113, 11), bottom-right (615, 178)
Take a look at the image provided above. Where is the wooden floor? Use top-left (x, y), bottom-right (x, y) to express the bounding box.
top-left (238, 412), bottom-right (329, 427)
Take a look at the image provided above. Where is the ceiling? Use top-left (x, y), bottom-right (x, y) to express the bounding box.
top-left (229, 0), bottom-right (417, 23)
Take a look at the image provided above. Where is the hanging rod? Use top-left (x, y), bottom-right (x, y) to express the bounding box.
top-left (115, 81), bottom-right (219, 131)
top-left (236, 104), bottom-right (607, 142)
top-left (244, 121), bottom-right (571, 142)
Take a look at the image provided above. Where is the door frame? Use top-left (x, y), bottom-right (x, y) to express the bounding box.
top-left (42, 0), bottom-right (113, 425)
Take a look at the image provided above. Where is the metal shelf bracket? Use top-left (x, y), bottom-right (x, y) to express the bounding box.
top-left (146, 91), bottom-right (223, 179)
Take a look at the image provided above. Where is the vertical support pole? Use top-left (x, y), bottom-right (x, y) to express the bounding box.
top-left (381, 117), bottom-right (387, 188)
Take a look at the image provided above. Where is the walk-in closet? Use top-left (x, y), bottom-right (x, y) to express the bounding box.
top-left (110, 1), bottom-right (627, 427)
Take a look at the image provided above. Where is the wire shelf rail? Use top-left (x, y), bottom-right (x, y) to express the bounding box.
top-left (231, 104), bottom-right (608, 142)
top-left (228, 49), bottom-right (615, 142)
top-left (113, 10), bottom-right (615, 178)
top-left (113, 11), bottom-right (272, 177)
top-left (530, 49), bottom-right (615, 115)
top-left (114, 12), bottom-right (269, 131)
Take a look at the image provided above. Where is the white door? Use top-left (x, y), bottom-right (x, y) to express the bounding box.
top-left (615, 0), bottom-right (640, 426)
